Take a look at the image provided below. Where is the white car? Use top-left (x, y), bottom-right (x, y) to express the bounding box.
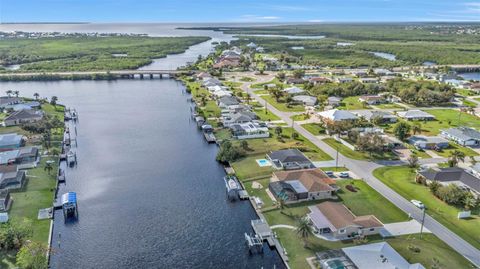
top-left (411, 200), bottom-right (425, 209)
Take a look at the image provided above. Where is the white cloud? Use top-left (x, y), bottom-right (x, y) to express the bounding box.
top-left (238, 15), bottom-right (281, 21)
top-left (308, 19), bottom-right (324, 22)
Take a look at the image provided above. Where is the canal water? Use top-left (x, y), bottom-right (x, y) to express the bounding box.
top-left (0, 23), bottom-right (285, 268)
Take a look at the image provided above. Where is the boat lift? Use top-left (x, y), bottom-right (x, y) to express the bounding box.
top-left (61, 192), bottom-right (78, 221)
top-left (224, 175), bottom-right (240, 201)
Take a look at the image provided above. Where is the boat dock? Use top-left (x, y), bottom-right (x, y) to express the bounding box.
top-left (251, 218), bottom-right (289, 263)
top-left (203, 132), bottom-right (216, 143)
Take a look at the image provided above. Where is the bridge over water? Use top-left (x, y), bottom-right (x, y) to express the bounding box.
top-left (0, 69), bottom-right (197, 79)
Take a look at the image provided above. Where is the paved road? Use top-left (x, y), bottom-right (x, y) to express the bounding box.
top-left (237, 74), bottom-right (480, 267)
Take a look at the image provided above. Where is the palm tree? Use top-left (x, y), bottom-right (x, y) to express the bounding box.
top-left (296, 217), bottom-right (312, 248)
top-left (44, 162), bottom-right (53, 175)
top-left (13, 90), bottom-right (19, 97)
top-left (50, 96), bottom-right (58, 107)
top-left (33, 93), bottom-right (40, 100)
top-left (449, 150), bottom-right (465, 167)
top-left (412, 122), bottom-right (422, 135)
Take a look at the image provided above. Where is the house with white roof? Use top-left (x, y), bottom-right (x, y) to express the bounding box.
top-left (441, 127), bottom-right (480, 147)
top-left (397, 110), bottom-right (435, 121)
top-left (318, 109), bottom-right (358, 123)
top-left (292, 95), bottom-right (317, 106)
top-left (230, 122), bottom-right (269, 140)
top-left (283, 87), bottom-right (305, 95)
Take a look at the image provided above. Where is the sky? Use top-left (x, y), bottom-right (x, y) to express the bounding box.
top-left (0, 0), bottom-right (479, 23)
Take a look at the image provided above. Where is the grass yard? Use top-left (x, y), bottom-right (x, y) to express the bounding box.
top-left (232, 128), bottom-right (332, 161)
top-left (322, 137), bottom-right (398, 160)
top-left (337, 96), bottom-right (370, 110)
top-left (336, 180), bottom-right (408, 223)
top-left (231, 154), bottom-right (274, 180)
top-left (242, 177), bottom-right (276, 209)
top-left (261, 95), bottom-right (306, 112)
top-left (373, 166), bottom-right (480, 250)
top-left (456, 88), bottom-right (477, 97)
top-left (251, 78), bottom-right (282, 89)
top-left (290, 113), bottom-right (310, 121)
top-left (371, 102), bottom-right (404, 109)
top-left (435, 142), bottom-right (479, 157)
top-left (253, 108), bottom-right (281, 121)
top-left (463, 99), bottom-right (477, 108)
top-left (301, 123), bottom-right (325, 136)
top-left (419, 109), bottom-right (480, 135)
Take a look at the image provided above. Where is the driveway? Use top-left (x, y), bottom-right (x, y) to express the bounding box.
top-left (381, 220), bottom-right (431, 237)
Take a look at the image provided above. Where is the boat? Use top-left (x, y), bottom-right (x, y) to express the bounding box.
top-left (228, 178), bottom-right (239, 190)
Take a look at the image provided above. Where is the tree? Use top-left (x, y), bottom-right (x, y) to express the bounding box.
top-left (393, 121), bottom-right (411, 141)
top-left (50, 96), bottom-right (58, 107)
top-left (50, 148), bottom-right (60, 158)
top-left (244, 93), bottom-right (251, 104)
top-left (0, 218), bottom-right (33, 250)
top-left (5, 90), bottom-right (12, 97)
top-left (33, 93), bottom-right (40, 100)
top-left (13, 90), bottom-right (19, 97)
top-left (296, 217), bottom-right (312, 248)
top-left (44, 162), bottom-right (53, 175)
top-left (407, 154), bottom-right (419, 168)
top-left (16, 241), bottom-right (48, 269)
top-left (412, 122), bottom-right (422, 135)
top-left (448, 150), bottom-right (465, 167)
top-left (240, 140), bottom-right (249, 151)
top-left (275, 126), bottom-right (283, 137)
top-left (216, 140), bottom-right (245, 163)
top-left (293, 69), bottom-right (305, 79)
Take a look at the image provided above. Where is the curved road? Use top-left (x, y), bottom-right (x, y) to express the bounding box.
top-left (233, 72), bottom-right (480, 267)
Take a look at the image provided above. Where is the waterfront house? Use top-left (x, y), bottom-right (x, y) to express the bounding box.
top-left (266, 149), bottom-right (314, 170)
top-left (308, 201), bottom-right (384, 239)
top-left (283, 86), bottom-right (305, 95)
top-left (0, 97), bottom-right (22, 109)
top-left (217, 96), bottom-right (240, 109)
top-left (4, 109), bottom-right (43, 127)
top-left (213, 58), bottom-right (241, 69)
top-left (350, 70), bottom-right (368, 77)
top-left (358, 95), bottom-right (385, 105)
top-left (316, 242), bottom-right (425, 269)
top-left (417, 167), bottom-right (480, 197)
top-left (0, 166), bottom-right (26, 191)
top-left (202, 77), bottom-right (222, 87)
top-left (397, 110), bottom-right (435, 121)
top-left (222, 111), bottom-right (257, 127)
top-left (408, 135), bottom-right (449, 150)
top-left (0, 147), bottom-right (40, 168)
top-left (292, 95), bottom-right (317, 106)
top-left (318, 109), bottom-right (358, 124)
top-left (196, 72), bottom-right (211, 80)
top-left (0, 189), bottom-right (11, 211)
top-left (441, 127), bottom-right (480, 147)
top-left (5, 101), bottom-right (41, 112)
top-left (353, 110), bottom-right (397, 123)
top-left (0, 133), bottom-right (23, 151)
top-left (230, 122), bottom-right (269, 140)
top-left (327, 96), bottom-right (342, 107)
top-left (269, 169), bottom-right (338, 203)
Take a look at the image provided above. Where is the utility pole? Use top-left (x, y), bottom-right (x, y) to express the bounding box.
top-left (335, 145), bottom-right (339, 170)
top-left (420, 207), bottom-right (426, 238)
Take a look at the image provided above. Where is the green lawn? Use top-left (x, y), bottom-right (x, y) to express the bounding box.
top-left (404, 144), bottom-right (432, 159)
top-left (232, 128), bottom-right (332, 162)
top-left (337, 96), bottom-right (370, 110)
top-left (372, 103), bottom-right (404, 109)
top-left (231, 154), bottom-right (274, 180)
top-left (336, 180), bottom-right (408, 223)
top-left (456, 88), bottom-right (477, 97)
top-left (243, 177), bottom-right (276, 208)
top-left (260, 95), bottom-right (306, 112)
top-left (301, 123), bottom-right (325, 136)
top-left (463, 99), bottom-right (477, 108)
top-left (251, 78), bottom-right (282, 89)
top-left (435, 142), bottom-right (479, 157)
top-left (322, 137), bottom-right (397, 160)
top-left (419, 109), bottom-right (480, 135)
top-left (290, 113), bottom-right (310, 121)
top-left (373, 166), bottom-right (480, 250)
top-left (253, 108), bottom-right (281, 121)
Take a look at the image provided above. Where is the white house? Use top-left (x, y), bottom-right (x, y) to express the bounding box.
top-left (441, 127), bottom-right (480, 147)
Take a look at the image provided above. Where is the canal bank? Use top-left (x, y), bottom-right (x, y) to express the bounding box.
top-left (0, 79), bottom-right (284, 268)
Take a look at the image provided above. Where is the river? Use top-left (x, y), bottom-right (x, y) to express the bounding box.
top-left (0, 23), bottom-right (285, 269)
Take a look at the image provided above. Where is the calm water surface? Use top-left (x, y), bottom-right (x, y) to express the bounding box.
top-left (0, 23), bottom-right (285, 269)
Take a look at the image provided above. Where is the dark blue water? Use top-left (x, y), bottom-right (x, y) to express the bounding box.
top-left (0, 79), bottom-right (284, 268)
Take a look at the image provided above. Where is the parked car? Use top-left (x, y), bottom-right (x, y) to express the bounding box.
top-left (325, 171), bottom-right (334, 177)
top-left (339, 172), bottom-right (350, 178)
top-left (411, 200), bottom-right (425, 209)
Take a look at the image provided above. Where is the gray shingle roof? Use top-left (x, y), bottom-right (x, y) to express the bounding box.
top-left (442, 127), bottom-right (480, 141)
top-left (419, 167), bottom-right (480, 192)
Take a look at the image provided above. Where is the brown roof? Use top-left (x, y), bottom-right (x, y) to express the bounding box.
top-left (274, 168), bottom-right (336, 192)
top-left (309, 77), bottom-right (330, 82)
top-left (316, 201), bottom-right (383, 229)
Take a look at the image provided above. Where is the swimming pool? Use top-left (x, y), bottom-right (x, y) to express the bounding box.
top-left (256, 159), bottom-right (272, 167)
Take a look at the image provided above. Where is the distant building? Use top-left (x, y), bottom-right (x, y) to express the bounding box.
top-left (0, 189), bottom-right (11, 211)
top-left (283, 87), bottom-right (305, 95)
top-left (292, 95), bottom-right (317, 106)
top-left (309, 77), bottom-right (331, 85)
top-left (286, 77), bottom-right (306, 85)
top-left (336, 77), bottom-right (353, 83)
top-left (358, 95), bottom-right (385, 105)
top-left (327, 96), bottom-right (342, 107)
top-left (441, 127), bottom-right (480, 147)
top-left (354, 110), bottom-right (396, 123)
top-left (397, 110), bottom-right (435, 121)
top-left (408, 135), bottom-right (449, 150)
top-left (318, 109), bottom-right (358, 123)
top-left (0, 165), bottom-right (26, 191)
top-left (0, 133), bottom-right (23, 151)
